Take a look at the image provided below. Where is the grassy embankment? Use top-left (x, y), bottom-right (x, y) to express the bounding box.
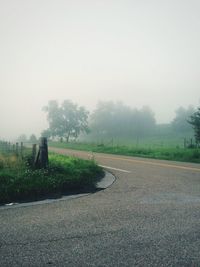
top-left (0, 150), bottom-right (103, 205)
top-left (49, 141), bottom-right (200, 163)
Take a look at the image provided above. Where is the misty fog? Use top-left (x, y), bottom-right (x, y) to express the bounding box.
top-left (0, 0), bottom-right (200, 140)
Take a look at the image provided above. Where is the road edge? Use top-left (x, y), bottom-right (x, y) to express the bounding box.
top-left (0, 170), bottom-right (116, 210)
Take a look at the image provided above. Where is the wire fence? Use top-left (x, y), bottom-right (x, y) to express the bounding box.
top-left (0, 140), bottom-right (24, 156)
top-left (0, 138), bottom-right (48, 169)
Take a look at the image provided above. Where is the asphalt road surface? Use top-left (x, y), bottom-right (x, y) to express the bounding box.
top-left (1, 148), bottom-right (200, 267)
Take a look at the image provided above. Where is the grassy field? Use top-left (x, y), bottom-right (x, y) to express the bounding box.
top-left (49, 141), bottom-right (200, 163)
top-left (0, 151), bottom-right (103, 205)
top-left (81, 132), bottom-right (195, 148)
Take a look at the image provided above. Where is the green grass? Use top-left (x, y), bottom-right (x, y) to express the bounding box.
top-left (0, 151), bottom-right (103, 205)
top-left (82, 133), bottom-right (195, 148)
top-left (49, 141), bottom-right (200, 163)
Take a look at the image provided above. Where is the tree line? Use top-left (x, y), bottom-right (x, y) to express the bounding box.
top-left (17, 100), bottom-right (200, 145)
top-left (89, 101), bottom-right (156, 139)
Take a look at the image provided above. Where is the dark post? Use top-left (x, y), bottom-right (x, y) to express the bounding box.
top-left (38, 137), bottom-right (48, 168)
top-left (16, 142), bottom-right (19, 156)
top-left (2, 141), bottom-right (5, 152)
top-left (20, 142), bottom-right (23, 157)
top-left (34, 137), bottom-right (48, 168)
top-left (8, 142), bottom-right (11, 152)
top-left (32, 144), bottom-right (37, 165)
top-left (5, 142), bottom-right (7, 152)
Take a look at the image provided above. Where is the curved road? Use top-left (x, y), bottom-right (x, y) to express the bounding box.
top-left (1, 148), bottom-right (200, 267)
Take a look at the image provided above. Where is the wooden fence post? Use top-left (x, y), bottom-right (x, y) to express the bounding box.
top-left (16, 142), bottom-right (19, 156)
top-left (5, 142), bottom-right (8, 152)
top-left (32, 144), bottom-right (37, 165)
top-left (35, 137), bottom-right (48, 168)
top-left (8, 142), bottom-right (11, 152)
top-left (20, 142), bottom-right (23, 157)
top-left (40, 137), bottom-right (48, 168)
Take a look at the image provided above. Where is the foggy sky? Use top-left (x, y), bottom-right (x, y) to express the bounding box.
top-left (0, 0), bottom-right (200, 140)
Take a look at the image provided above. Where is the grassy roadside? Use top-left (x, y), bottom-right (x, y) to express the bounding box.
top-left (0, 151), bottom-right (103, 205)
top-left (49, 141), bottom-right (200, 163)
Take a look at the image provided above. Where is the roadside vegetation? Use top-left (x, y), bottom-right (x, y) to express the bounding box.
top-left (16, 100), bottom-right (200, 164)
top-left (0, 150), bottom-right (103, 205)
top-left (49, 141), bottom-right (200, 163)
top-left (41, 100), bottom-right (199, 164)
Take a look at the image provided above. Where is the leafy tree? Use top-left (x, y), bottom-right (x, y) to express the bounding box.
top-left (29, 134), bottom-right (37, 143)
top-left (43, 100), bottom-right (89, 142)
top-left (188, 107), bottom-right (200, 144)
top-left (171, 106), bottom-right (194, 133)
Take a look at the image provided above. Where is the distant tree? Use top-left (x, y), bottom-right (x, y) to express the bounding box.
top-left (90, 101), bottom-right (131, 137)
top-left (90, 101), bottom-right (156, 139)
top-left (91, 101), bottom-right (120, 137)
top-left (29, 134), bottom-right (37, 143)
top-left (133, 106), bottom-right (156, 137)
top-left (17, 134), bottom-right (27, 142)
top-left (171, 106), bottom-right (194, 133)
top-left (188, 107), bottom-right (200, 144)
top-left (43, 100), bottom-right (89, 142)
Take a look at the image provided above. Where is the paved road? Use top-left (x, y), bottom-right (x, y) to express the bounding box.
top-left (1, 148), bottom-right (200, 267)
